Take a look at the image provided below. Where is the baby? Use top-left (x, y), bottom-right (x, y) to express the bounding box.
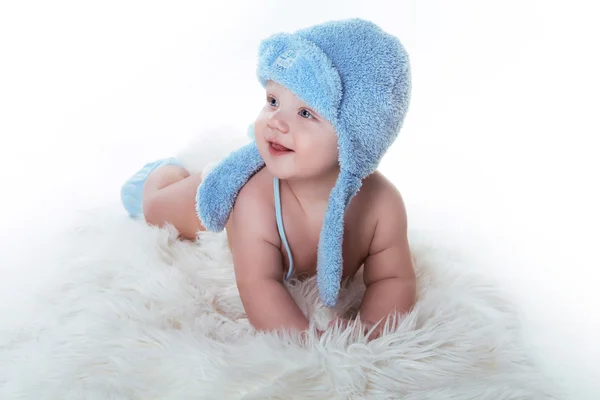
top-left (121, 19), bottom-right (416, 339)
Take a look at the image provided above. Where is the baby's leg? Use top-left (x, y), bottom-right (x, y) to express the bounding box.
top-left (142, 165), bottom-right (206, 240)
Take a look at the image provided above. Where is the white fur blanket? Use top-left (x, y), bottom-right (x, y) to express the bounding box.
top-left (0, 139), bottom-right (562, 399)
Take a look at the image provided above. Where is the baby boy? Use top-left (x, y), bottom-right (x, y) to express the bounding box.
top-left (121, 18), bottom-right (416, 339)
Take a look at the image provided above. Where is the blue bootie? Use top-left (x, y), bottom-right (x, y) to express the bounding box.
top-left (120, 157), bottom-right (184, 218)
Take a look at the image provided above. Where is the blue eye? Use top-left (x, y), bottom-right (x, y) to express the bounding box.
top-left (299, 109), bottom-right (314, 119)
top-left (267, 95), bottom-right (278, 107)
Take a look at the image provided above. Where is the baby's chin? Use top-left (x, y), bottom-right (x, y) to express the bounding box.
top-left (260, 148), bottom-right (333, 181)
top-left (265, 163), bottom-right (332, 182)
top-left (263, 162), bottom-right (297, 181)
top-left (258, 148), bottom-right (294, 178)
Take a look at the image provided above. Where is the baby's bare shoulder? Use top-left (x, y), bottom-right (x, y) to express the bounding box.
top-left (227, 168), bottom-right (280, 243)
top-left (358, 171), bottom-right (405, 212)
top-left (358, 171), bottom-right (408, 241)
top-left (225, 168), bottom-right (286, 282)
top-left (359, 171), bottom-right (413, 286)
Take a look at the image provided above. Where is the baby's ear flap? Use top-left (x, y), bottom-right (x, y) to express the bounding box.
top-left (317, 170), bottom-right (363, 307)
top-left (196, 138), bottom-right (265, 231)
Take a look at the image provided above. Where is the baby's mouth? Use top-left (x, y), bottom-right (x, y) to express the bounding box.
top-left (269, 142), bottom-right (293, 152)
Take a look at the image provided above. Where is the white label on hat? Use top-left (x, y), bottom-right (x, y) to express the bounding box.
top-left (273, 49), bottom-right (297, 69)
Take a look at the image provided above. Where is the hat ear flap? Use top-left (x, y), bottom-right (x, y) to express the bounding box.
top-left (317, 171), bottom-right (363, 307)
top-left (196, 140), bottom-right (265, 231)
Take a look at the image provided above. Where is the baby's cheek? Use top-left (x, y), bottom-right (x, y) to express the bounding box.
top-left (313, 141), bottom-right (339, 165)
top-left (252, 120), bottom-right (266, 139)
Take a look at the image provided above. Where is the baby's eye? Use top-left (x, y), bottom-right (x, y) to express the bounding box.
top-left (299, 109), bottom-right (314, 119)
top-left (267, 95), bottom-right (278, 107)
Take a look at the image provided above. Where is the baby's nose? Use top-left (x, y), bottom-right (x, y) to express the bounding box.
top-left (268, 113), bottom-right (290, 133)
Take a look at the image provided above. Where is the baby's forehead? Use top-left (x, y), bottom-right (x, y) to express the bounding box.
top-left (266, 79), bottom-right (282, 89)
top-left (266, 80), bottom-right (290, 93)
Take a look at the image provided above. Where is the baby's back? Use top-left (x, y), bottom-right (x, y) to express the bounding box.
top-left (226, 168), bottom-right (389, 281)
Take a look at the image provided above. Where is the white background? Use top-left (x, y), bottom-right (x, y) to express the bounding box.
top-left (1, 0), bottom-right (598, 398)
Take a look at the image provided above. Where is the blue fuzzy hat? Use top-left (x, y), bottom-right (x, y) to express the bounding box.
top-left (196, 18), bottom-right (411, 307)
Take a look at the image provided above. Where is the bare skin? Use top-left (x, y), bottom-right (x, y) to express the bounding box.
top-left (141, 81), bottom-right (416, 339)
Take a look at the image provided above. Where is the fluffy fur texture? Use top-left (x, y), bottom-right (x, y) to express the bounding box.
top-left (0, 209), bottom-right (560, 399)
top-left (197, 18), bottom-right (412, 307)
top-left (195, 140), bottom-right (264, 230)
top-left (0, 141), bottom-right (561, 399)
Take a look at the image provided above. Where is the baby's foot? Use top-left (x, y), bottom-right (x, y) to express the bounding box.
top-left (120, 158), bottom-right (184, 218)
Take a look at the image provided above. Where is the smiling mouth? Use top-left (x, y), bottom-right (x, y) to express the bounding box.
top-left (269, 141), bottom-right (293, 152)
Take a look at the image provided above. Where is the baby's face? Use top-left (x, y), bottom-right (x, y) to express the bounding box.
top-left (254, 81), bottom-right (339, 180)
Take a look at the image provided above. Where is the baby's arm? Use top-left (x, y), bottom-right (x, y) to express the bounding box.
top-left (359, 185), bottom-right (416, 328)
top-left (227, 184), bottom-right (310, 334)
